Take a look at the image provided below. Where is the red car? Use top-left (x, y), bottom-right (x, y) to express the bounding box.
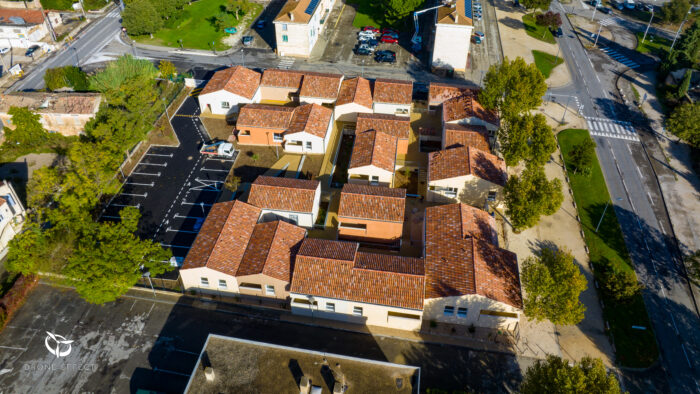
top-left (362, 26), bottom-right (379, 33)
top-left (380, 35), bottom-right (398, 44)
top-left (381, 28), bottom-right (399, 35)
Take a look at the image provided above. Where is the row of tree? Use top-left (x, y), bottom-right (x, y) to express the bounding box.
top-left (6, 56), bottom-right (175, 304)
top-left (122, 0), bottom-right (191, 36)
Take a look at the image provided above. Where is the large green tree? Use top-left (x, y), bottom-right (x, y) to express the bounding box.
top-left (122, 0), bottom-right (163, 36)
top-left (662, 21), bottom-right (700, 72)
top-left (5, 107), bottom-right (48, 148)
top-left (667, 102), bottom-right (700, 147)
top-left (480, 57), bottom-right (547, 118)
top-left (504, 164), bottom-right (564, 231)
top-left (522, 0), bottom-right (552, 11)
top-left (500, 113), bottom-right (557, 166)
top-left (568, 136), bottom-right (597, 175)
top-left (521, 355), bottom-right (623, 394)
top-left (661, 0), bottom-right (692, 24)
top-left (63, 207), bottom-right (171, 304)
top-left (522, 247), bottom-right (587, 325)
top-left (383, 0), bottom-right (424, 25)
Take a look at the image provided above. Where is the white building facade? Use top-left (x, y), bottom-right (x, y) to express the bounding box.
top-left (431, 2), bottom-right (474, 72)
top-left (274, 0), bottom-right (336, 57)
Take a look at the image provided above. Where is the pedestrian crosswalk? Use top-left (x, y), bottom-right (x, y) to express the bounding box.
top-left (585, 117), bottom-right (639, 141)
top-left (106, 8), bottom-right (120, 18)
top-left (277, 58), bottom-right (294, 70)
top-left (599, 46), bottom-right (640, 69)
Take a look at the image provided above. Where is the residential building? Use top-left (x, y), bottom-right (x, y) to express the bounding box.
top-left (198, 66), bottom-right (262, 116)
top-left (347, 130), bottom-right (398, 187)
top-left (427, 145), bottom-right (507, 207)
top-left (247, 175), bottom-right (321, 228)
top-left (180, 200), bottom-right (307, 300)
top-left (431, 0), bottom-right (474, 73)
top-left (436, 85), bottom-right (499, 132)
top-left (423, 203), bottom-right (522, 330)
top-left (299, 71), bottom-right (343, 105)
top-left (259, 69), bottom-right (304, 102)
top-left (372, 79), bottom-right (413, 117)
top-left (0, 8), bottom-right (61, 48)
top-left (273, 0), bottom-right (336, 58)
top-left (0, 92), bottom-right (101, 136)
top-left (337, 183), bottom-right (405, 244)
top-left (443, 123), bottom-right (490, 151)
top-left (0, 180), bottom-right (24, 256)
top-left (334, 77), bottom-right (373, 122)
top-left (356, 113), bottom-right (411, 155)
top-left (235, 103), bottom-right (333, 153)
top-left (290, 238), bottom-right (425, 330)
top-left (185, 335), bottom-right (420, 394)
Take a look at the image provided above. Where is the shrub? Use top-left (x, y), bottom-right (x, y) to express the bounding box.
top-left (602, 268), bottom-right (642, 301)
top-left (0, 274), bottom-right (39, 331)
top-left (43, 66), bottom-right (89, 91)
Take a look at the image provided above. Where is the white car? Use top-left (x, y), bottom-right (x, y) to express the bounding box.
top-left (358, 31), bottom-right (376, 39)
top-left (0, 48), bottom-right (9, 54)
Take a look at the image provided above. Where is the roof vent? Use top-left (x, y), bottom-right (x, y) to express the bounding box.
top-left (204, 366), bottom-right (215, 381)
top-left (300, 376), bottom-right (311, 394)
top-left (39, 99), bottom-right (51, 109)
top-left (9, 17), bottom-right (25, 25)
top-left (289, 12), bottom-right (294, 21)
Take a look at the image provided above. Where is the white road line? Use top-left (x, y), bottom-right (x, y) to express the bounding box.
top-left (166, 227), bottom-right (199, 234)
top-left (101, 215), bottom-right (123, 220)
top-left (146, 153), bottom-right (174, 158)
top-left (200, 168), bottom-right (229, 172)
top-left (139, 162), bottom-right (168, 167)
top-left (120, 192), bottom-right (148, 198)
top-left (181, 202), bottom-right (213, 207)
top-left (133, 172), bottom-right (161, 177)
top-left (174, 214), bottom-right (206, 219)
top-left (126, 181), bottom-right (155, 187)
top-left (159, 244), bottom-right (192, 249)
top-left (110, 203), bottom-right (141, 208)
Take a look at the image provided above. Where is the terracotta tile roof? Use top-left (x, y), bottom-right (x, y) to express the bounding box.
top-left (181, 201), bottom-right (261, 276)
top-left (356, 113), bottom-right (410, 140)
top-left (338, 184), bottom-right (405, 223)
top-left (336, 77), bottom-right (373, 109)
top-left (0, 9), bottom-right (45, 25)
top-left (300, 72), bottom-right (343, 99)
top-left (236, 104), bottom-right (295, 130)
top-left (291, 239), bottom-right (425, 309)
top-left (0, 92), bottom-right (102, 115)
top-left (237, 220), bottom-right (307, 282)
top-left (429, 83), bottom-right (474, 106)
top-left (200, 66), bottom-right (261, 99)
top-left (261, 69), bottom-right (304, 89)
top-left (373, 79), bottom-right (413, 105)
top-left (248, 176), bottom-right (320, 213)
top-left (288, 104), bottom-right (333, 138)
top-left (274, 0), bottom-right (319, 24)
top-left (349, 130), bottom-right (398, 173)
top-left (442, 92), bottom-right (499, 126)
top-left (458, 203), bottom-right (499, 245)
top-left (424, 203), bottom-right (522, 308)
top-left (435, 2), bottom-right (473, 26)
top-left (444, 123), bottom-right (490, 151)
top-left (297, 237), bottom-right (358, 261)
top-left (428, 146), bottom-right (507, 186)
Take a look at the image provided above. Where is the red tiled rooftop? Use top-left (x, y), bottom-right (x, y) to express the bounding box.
top-left (442, 92), bottom-right (499, 126)
top-left (428, 146), bottom-right (507, 186)
top-left (288, 104), bottom-right (333, 138)
top-left (260, 69), bottom-right (304, 89)
top-left (237, 221), bottom-right (307, 282)
top-left (338, 183), bottom-right (406, 223)
top-left (200, 66), bottom-right (261, 99)
top-left (237, 104), bottom-right (295, 130)
top-left (356, 113), bottom-right (410, 140)
top-left (248, 176), bottom-right (320, 213)
top-left (428, 82), bottom-right (474, 106)
top-left (300, 72), bottom-right (343, 99)
top-left (336, 77), bottom-right (373, 109)
top-left (349, 130), bottom-right (398, 173)
top-left (444, 123), bottom-right (490, 151)
top-left (373, 79), bottom-right (413, 105)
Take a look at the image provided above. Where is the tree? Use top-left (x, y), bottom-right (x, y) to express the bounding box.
top-left (213, 11), bottom-right (237, 31)
top-left (661, 0), bottom-right (691, 24)
top-left (504, 164), bottom-right (564, 231)
top-left (536, 11), bottom-right (562, 34)
top-left (4, 107), bottom-right (48, 148)
top-left (686, 250), bottom-right (700, 284)
top-left (480, 57), bottom-right (547, 118)
top-left (522, 0), bottom-right (552, 11)
top-left (667, 102), bottom-right (700, 147)
top-left (568, 137), bottom-right (597, 175)
top-left (224, 175), bottom-right (241, 193)
top-left (44, 66), bottom-right (90, 91)
top-left (122, 0), bottom-right (163, 36)
top-left (153, 0), bottom-right (177, 19)
top-left (662, 21), bottom-right (700, 73)
top-left (226, 0), bottom-right (252, 19)
top-left (521, 355), bottom-right (623, 394)
top-left (522, 247), bottom-right (587, 325)
top-left (677, 69), bottom-right (693, 98)
top-left (63, 207), bottom-right (172, 304)
top-left (44, 67), bottom-right (67, 91)
top-left (500, 113), bottom-right (556, 166)
top-left (5, 223), bottom-right (51, 276)
top-left (382, 0), bottom-right (424, 25)
top-left (602, 268), bottom-right (642, 301)
top-left (158, 60), bottom-right (177, 79)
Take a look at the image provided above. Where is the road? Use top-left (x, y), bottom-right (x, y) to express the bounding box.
top-left (552, 3), bottom-right (700, 392)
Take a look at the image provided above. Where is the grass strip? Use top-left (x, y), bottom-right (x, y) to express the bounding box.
top-left (522, 14), bottom-right (556, 44)
top-left (532, 50), bottom-right (564, 78)
top-left (635, 31), bottom-right (671, 57)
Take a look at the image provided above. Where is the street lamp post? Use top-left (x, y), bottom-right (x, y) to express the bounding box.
top-left (71, 47), bottom-right (79, 67)
top-left (595, 197), bottom-right (623, 232)
top-left (591, 3), bottom-right (598, 22)
top-left (671, 8), bottom-right (692, 50)
top-left (642, 8), bottom-right (655, 44)
top-left (143, 271), bottom-right (156, 298)
top-left (594, 22), bottom-right (603, 46)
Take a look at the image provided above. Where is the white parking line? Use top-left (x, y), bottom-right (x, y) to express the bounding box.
top-left (181, 202), bottom-right (213, 207)
top-left (194, 178), bottom-right (223, 183)
top-left (160, 243), bottom-right (192, 249)
top-left (146, 153), bottom-right (174, 158)
top-left (139, 162), bottom-right (168, 167)
top-left (174, 214), bottom-right (205, 219)
top-left (102, 215), bottom-right (123, 220)
top-left (126, 181), bottom-right (155, 187)
top-left (133, 171), bottom-right (161, 177)
top-left (120, 192), bottom-right (148, 198)
top-left (110, 203), bottom-right (141, 208)
top-left (205, 156), bottom-right (236, 162)
top-left (166, 227), bottom-right (199, 234)
top-left (201, 168), bottom-right (230, 173)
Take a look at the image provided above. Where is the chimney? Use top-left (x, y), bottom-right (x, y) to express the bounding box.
top-left (204, 366), bottom-right (215, 381)
top-left (300, 376), bottom-right (311, 394)
top-left (289, 12), bottom-right (294, 21)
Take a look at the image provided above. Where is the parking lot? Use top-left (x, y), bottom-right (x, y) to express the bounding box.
top-left (101, 95), bottom-right (237, 270)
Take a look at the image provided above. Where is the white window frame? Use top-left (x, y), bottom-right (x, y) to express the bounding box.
top-left (370, 175), bottom-right (379, 185)
top-left (457, 307), bottom-right (468, 318)
top-left (265, 285), bottom-right (275, 295)
top-left (218, 279), bottom-right (227, 289)
top-left (325, 302), bottom-right (335, 312)
top-left (221, 101), bottom-right (230, 109)
top-left (282, 24), bottom-right (288, 31)
top-left (353, 306), bottom-right (363, 316)
top-left (273, 133), bottom-right (283, 142)
top-left (443, 305), bottom-right (454, 316)
top-left (305, 141), bottom-right (312, 150)
top-left (200, 277), bottom-right (209, 287)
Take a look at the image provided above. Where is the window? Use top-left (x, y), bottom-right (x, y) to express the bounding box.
top-left (239, 282), bottom-right (262, 291)
top-left (282, 24), bottom-right (288, 31)
top-left (370, 175), bottom-right (379, 185)
top-left (221, 101), bottom-right (230, 109)
top-left (218, 279), bottom-right (227, 289)
top-left (273, 133), bottom-right (283, 141)
top-left (325, 302), bottom-right (335, 312)
top-left (200, 277), bottom-right (209, 287)
top-left (289, 214), bottom-right (298, 225)
top-left (387, 311), bottom-right (420, 320)
top-left (444, 187), bottom-right (458, 197)
top-left (292, 298), bottom-right (318, 306)
top-left (0, 213), bottom-right (5, 222)
top-left (457, 307), bottom-right (468, 318)
top-left (443, 305), bottom-right (454, 316)
top-left (338, 222), bottom-right (366, 231)
top-left (282, 34), bottom-right (289, 42)
top-left (353, 306), bottom-right (363, 316)
top-left (305, 141), bottom-right (312, 150)
top-left (487, 190), bottom-right (497, 202)
top-left (265, 285), bottom-right (275, 295)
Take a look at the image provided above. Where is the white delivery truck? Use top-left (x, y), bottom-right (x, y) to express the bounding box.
top-left (200, 141), bottom-right (235, 158)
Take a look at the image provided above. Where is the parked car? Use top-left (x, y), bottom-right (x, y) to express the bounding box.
top-left (0, 48), bottom-right (9, 54)
top-left (25, 45), bottom-right (39, 57)
top-left (381, 28), bottom-right (399, 35)
top-left (359, 38), bottom-right (379, 47)
top-left (472, 35), bottom-right (482, 44)
top-left (380, 35), bottom-right (398, 43)
top-left (255, 20), bottom-right (266, 29)
top-left (598, 6), bottom-right (612, 13)
top-left (355, 46), bottom-right (372, 55)
top-left (375, 49), bottom-right (395, 57)
top-left (474, 14), bottom-right (482, 20)
top-left (242, 36), bottom-right (254, 46)
top-left (357, 43), bottom-right (376, 52)
top-left (381, 31), bottom-right (399, 39)
top-left (642, 3), bottom-right (653, 11)
top-left (473, 4), bottom-right (482, 10)
top-left (362, 26), bottom-right (380, 33)
top-left (550, 27), bottom-right (563, 37)
top-left (375, 53), bottom-right (396, 63)
top-left (358, 31), bottom-right (377, 39)
top-left (474, 31), bottom-right (485, 39)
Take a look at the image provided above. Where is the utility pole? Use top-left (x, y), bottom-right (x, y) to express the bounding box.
top-left (671, 8), bottom-right (692, 50)
top-left (591, 3), bottom-right (598, 22)
top-left (594, 22), bottom-right (603, 47)
top-left (78, 0), bottom-right (88, 20)
top-left (641, 8), bottom-right (654, 44)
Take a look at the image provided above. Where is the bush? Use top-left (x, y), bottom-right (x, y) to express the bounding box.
top-left (0, 274), bottom-right (39, 331)
top-left (602, 268), bottom-right (642, 301)
top-left (43, 66), bottom-right (90, 91)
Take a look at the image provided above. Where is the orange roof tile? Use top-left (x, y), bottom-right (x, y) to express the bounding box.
top-left (428, 82), bottom-right (474, 106)
top-left (0, 9), bottom-right (45, 24)
top-left (200, 66), bottom-right (261, 99)
top-left (444, 123), bottom-right (490, 151)
top-left (436, 2), bottom-right (473, 26)
top-left (338, 184), bottom-right (405, 223)
top-left (288, 104), bottom-right (333, 138)
top-left (428, 146), bottom-right (506, 186)
top-left (274, 0), bottom-right (320, 24)
top-left (442, 93), bottom-right (499, 126)
top-left (237, 221), bottom-right (307, 282)
top-left (237, 104), bottom-right (295, 130)
top-left (0, 92), bottom-right (101, 115)
top-left (299, 72), bottom-right (343, 99)
top-left (260, 69), bottom-right (305, 89)
top-left (336, 77), bottom-right (373, 109)
top-left (373, 79), bottom-right (413, 105)
top-left (356, 113), bottom-right (410, 140)
top-left (291, 238), bottom-right (425, 309)
top-left (349, 130), bottom-right (398, 173)
top-left (248, 176), bottom-right (320, 213)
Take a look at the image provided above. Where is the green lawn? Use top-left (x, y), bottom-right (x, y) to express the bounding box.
top-left (558, 129), bottom-right (658, 368)
top-left (522, 14), bottom-right (556, 44)
top-left (133, 0), bottom-right (262, 51)
top-left (532, 50), bottom-right (564, 78)
top-left (635, 31), bottom-right (672, 57)
top-left (40, 0), bottom-right (107, 10)
top-left (350, 0), bottom-right (421, 28)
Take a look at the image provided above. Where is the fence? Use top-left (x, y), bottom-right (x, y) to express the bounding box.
top-left (136, 277), bottom-right (183, 293)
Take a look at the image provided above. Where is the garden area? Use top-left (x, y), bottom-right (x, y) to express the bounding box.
top-left (558, 129), bottom-right (658, 368)
top-left (40, 0), bottom-right (108, 10)
top-left (635, 32), bottom-right (672, 57)
top-left (532, 50), bottom-right (564, 78)
top-left (350, 0), bottom-right (424, 29)
top-left (522, 14), bottom-right (556, 44)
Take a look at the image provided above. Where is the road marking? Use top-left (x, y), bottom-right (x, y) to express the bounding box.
top-left (139, 162), bottom-right (168, 167)
top-left (101, 215), bottom-right (123, 220)
top-left (160, 243), bottom-right (192, 249)
top-left (133, 171), bottom-right (161, 177)
top-left (120, 192), bottom-right (148, 198)
top-left (181, 201), bottom-right (213, 207)
top-left (200, 168), bottom-right (229, 172)
top-left (146, 153), bottom-right (173, 158)
top-left (204, 157), bottom-right (236, 162)
top-left (126, 181), bottom-right (155, 187)
top-left (647, 191), bottom-right (654, 206)
top-left (0, 345), bottom-right (27, 351)
top-left (174, 214), bottom-right (206, 219)
top-left (166, 227), bottom-right (199, 234)
top-left (110, 203), bottom-right (141, 208)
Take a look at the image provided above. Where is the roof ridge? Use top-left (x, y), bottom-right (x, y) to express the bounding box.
top-left (206, 202), bottom-right (245, 268)
top-left (261, 221), bottom-right (283, 274)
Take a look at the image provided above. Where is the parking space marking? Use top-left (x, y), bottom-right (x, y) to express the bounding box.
top-left (160, 244), bottom-right (192, 249)
top-left (126, 181), bottom-right (155, 187)
top-left (120, 192), bottom-right (148, 198)
top-left (166, 227), bottom-right (198, 234)
top-left (152, 156), bottom-right (205, 240)
top-left (139, 162), bottom-right (168, 167)
top-left (181, 201), bottom-right (213, 207)
top-left (133, 171), bottom-right (161, 177)
top-left (102, 215), bottom-right (123, 220)
top-left (146, 153), bottom-right (174, 158)
top-left (174, 213), bottom-right (206, 219)
top-left (110, 203), bottom-right (141, 208)
top-left (205, 156), bottom-right (236, 162)
top-left (200, 168), bottom-right (230, 173)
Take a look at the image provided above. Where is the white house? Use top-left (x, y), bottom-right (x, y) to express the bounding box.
top-left (273, 0), bottom-right (336, 58)
top-left (0, 180), bottom-right (24, 256)
top-left (0, 8), bottom-right (61, 48)
top-left (247, 175), bottom-right (321, 228)
top-left (283, 103), bottom-right (334, 154)
top-left (347, 130), bottom-right (398, 187)
top-left (372, 79), bottom-right (413, 117)
top-left (431, 1), bottom-right (474, 73)
top-left (334, 77), bottom-right (373, 122)
top-left (290, 238), bottom-right (425, 331)
top-left (198, 66), bottom-right (262, 116)
top-left (299, 71), bottom-right (343, 105)
top-left (439, 87), bottom-right (499, 132)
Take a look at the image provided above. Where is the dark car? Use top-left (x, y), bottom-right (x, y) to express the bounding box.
top-left (381, 28), bottom-right (399, 35)
top-left (242, 36), bottom-right (254, 46)
top-left (375, 53), bottom-right (396, 63)
top-left (375, 50), bottom-right (395, 57)
top-left (598, 6), bottom-right (612, 13)
top-left (355, 46), bottom-right (372, 56)
top-left (358, 38), bottom-right (379, 47)
top-left (551, 27), bottom-right (563, 37)
top-left (255, 20), bottom-right (266, 29)
top-left (381, 31), bottom-right (399, 39)
top-left (25, 45), bottom-right (39, 57)
top-left (362, 26), bottom-right (380, 33)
